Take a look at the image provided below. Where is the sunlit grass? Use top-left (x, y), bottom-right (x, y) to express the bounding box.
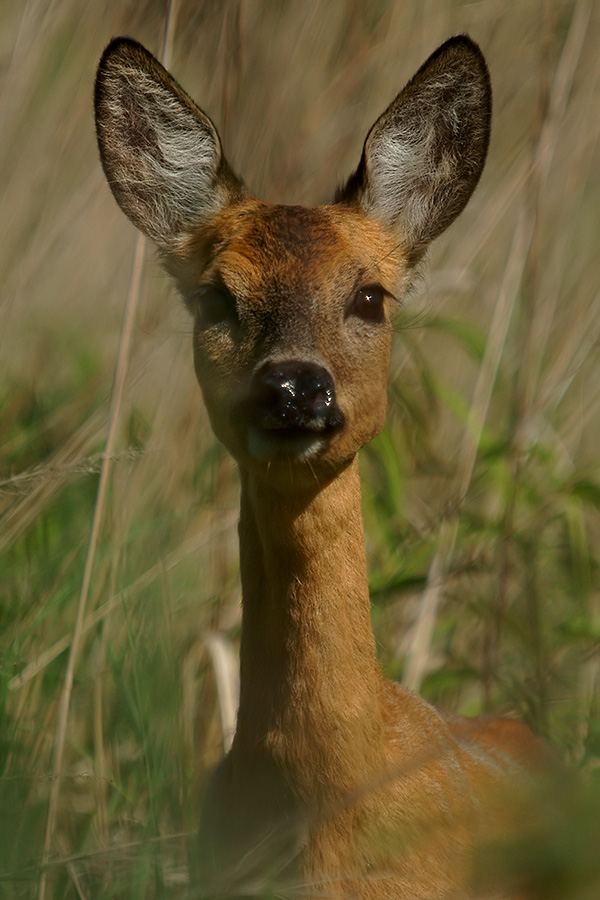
top-left (1, 0), bottom-right (599, 897)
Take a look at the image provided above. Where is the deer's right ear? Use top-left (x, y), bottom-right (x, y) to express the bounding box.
top-left (94, 38), bottom-right (244, 251)
top-left (336, 36), bottom-right (491, 262)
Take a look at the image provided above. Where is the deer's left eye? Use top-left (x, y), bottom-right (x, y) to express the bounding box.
top-left (349, 285), bottom-right (386, 323)
top-left (191, 285), bottom-right (239, 328)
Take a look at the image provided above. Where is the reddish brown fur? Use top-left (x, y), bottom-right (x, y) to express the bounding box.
top-left (176, 201), bottom-right (551, 898)
top-left (94, 35), bottom-right (555, 899)
top-left (171, 201), bottom-right (407, 481)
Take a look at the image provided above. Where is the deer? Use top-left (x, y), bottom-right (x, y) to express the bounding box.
top-left (94, 34), bottom-right (555, 900)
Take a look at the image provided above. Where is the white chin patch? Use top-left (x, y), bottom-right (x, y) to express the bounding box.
top-left (247, 428), bottom-right (324, 462)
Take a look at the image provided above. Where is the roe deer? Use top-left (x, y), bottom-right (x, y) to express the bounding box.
top-left (95, 35), bottom-right (554, 899)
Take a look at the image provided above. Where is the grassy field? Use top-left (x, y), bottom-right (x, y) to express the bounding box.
top-left (1, 0), bottom-right (599, 897)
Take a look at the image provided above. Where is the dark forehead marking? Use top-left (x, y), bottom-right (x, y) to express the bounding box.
top-left (230, 204), bottom-right (343, 261)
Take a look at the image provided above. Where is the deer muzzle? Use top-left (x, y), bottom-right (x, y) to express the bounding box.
top-left (241, 360), bottom-right (345, 461)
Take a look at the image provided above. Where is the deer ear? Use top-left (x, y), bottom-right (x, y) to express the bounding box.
top-left (336, 36), bottom-right (491, 259)
top-left (94, 38), bottom-right (244, 251)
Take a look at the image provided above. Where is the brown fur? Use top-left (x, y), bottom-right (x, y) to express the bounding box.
top-left (94, 35), bottom-right (554, 899)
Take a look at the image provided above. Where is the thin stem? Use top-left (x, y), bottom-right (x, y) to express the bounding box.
top-left (403, 210), bottom-right (531, 693)
top-left (402, 0), bottom-right (591, 695)
top-left (37, 5), bottom-right (179, 896)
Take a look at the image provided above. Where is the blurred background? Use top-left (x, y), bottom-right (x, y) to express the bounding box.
top-left (1, 0), bottom-right (599, 897)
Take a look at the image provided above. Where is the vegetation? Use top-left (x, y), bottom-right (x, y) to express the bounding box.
top-left (1, 0), bottom-right (598, 897)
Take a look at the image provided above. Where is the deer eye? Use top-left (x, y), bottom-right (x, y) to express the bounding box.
top-left (349, 285), bottom-right (386, 323)
top-left (192, 285), bottom-right (238, 328)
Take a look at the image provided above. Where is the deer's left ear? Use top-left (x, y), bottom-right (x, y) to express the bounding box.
top-left (336, 36), bottom-right (491, 260)
top-left (94, 37), bottom-right (245, 252)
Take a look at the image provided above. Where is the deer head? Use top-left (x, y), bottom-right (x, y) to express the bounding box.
top-left (95, 36), bottom-right (491, 487)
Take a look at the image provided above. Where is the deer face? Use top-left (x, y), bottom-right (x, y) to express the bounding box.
top-left (94, 35), bottom-right (491, 483)
top-left (172, 201), bottom-right (405, 475)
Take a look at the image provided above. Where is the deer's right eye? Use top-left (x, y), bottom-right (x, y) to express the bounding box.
top-left (348, 284), bottom-right (386, 324)
top-left (193, 286), bottom-right (239, 328)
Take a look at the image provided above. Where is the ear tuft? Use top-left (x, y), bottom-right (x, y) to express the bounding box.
top-left (336, 36), bottom-right (491, 258)
top-left (94, 38), bottom-right (244, 251)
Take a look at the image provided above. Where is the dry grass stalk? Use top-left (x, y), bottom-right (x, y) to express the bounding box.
top-left (0, 3), bottom-right (597, 896)
top-left (36, 8), bottom-right (179, 897)
top-left (403, 0), bottom-right (592, 693)
top-left (403, 210), bottom-right (531, 692)
top-left (203, 631), bottom-right (240, 753)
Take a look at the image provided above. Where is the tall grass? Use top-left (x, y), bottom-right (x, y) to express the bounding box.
top-left (1, 0), bottom-right (599, 897)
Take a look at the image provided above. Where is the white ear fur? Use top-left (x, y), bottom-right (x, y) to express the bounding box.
top-left (337, 36), bottom-right (491, 259)
top-left (94, 38), bottom-right (244, 251)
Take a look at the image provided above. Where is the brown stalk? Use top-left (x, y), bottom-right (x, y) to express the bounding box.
top-left (9, 514), bottom-right (236, 691)
top-left (37, 7), bottom-right (179, 898)
top-left (403, 210), bottom-right (531, 692)
top-left (403, 0), bottom-right (592, 694)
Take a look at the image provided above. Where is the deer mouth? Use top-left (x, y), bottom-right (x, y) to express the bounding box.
top-left (246, 417), bottom-right (344, 462)
top-left (239, 360), bottom-right (346, 462)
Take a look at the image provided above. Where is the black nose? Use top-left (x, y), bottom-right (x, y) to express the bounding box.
top-left (248, 361), bottom-right (345, 433)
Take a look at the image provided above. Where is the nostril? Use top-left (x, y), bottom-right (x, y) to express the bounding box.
top-left (249, 361), bottom-right (344, 433)
top-left (296, 371), bottom-right (332, 405)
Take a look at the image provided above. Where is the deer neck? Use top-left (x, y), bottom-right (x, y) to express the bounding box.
top-left (232, 456), bottom-right (386, 796)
